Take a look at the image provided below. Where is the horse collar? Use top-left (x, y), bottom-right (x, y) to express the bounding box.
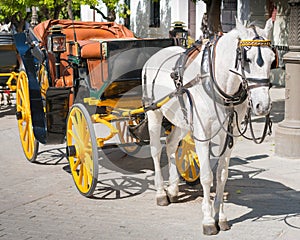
top-left (203, 38), bottom-right (248, 106)
top-left (171, 40), bottom-right (203, 89)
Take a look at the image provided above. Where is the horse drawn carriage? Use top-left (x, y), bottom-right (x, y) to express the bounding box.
top-left (13, 17), bottom-right (279, 234)
top-left (13, 19), bottom-right (200, 197)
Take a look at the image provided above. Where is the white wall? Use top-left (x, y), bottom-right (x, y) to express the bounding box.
top-left (171, 0), bottom-right (188, 27)
top-left (195, 0), bottom-right (206, 39)
top-left (80, 1), bottom-right (125, 23)
top-left (80, 4), bottom-right (105, 22)
top-left (130, 0), bottom-right (205, 39)
top-left (81, 0), bottom-right (205, 39)
top-left (130, 0), bottom-right (172, 38)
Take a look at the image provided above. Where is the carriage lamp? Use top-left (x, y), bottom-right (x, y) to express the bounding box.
top-left (169, 21), bottom-right (188, 47)
top-left (47, 25), bottom-right (66, 79)
top-left (47, 25), bottom-right (66, 53)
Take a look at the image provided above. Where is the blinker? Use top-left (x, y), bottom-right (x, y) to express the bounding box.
top-left (239, 39), bottom-right (271, 68)
top-left (256, 47), bottom-right (264, 67)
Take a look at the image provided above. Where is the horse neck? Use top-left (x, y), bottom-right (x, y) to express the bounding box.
top-left (214, 31), bottom-right (242, 96)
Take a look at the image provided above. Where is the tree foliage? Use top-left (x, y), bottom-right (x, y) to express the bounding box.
top-left (0, 0), bottom-right (98, 32)
top-left (90, 0), bottom-right (130, 22)
top-left (0, 0), bottom-right (34, 32)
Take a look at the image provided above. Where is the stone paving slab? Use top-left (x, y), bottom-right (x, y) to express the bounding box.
top-left (0, 88), bottom-right (299, 240)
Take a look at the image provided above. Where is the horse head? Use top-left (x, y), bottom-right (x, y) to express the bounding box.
top-left (235, 19), bottom-right (275, 116)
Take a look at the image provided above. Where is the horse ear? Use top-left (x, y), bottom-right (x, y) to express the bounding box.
top-left (7, 22), bottom-right (11, 29)
top-left (263, 18), bottom-right (273, 38)
top-left (235, 18), bottom-right (247, 36)
top-left (235, 18), bottom-right (244, 30)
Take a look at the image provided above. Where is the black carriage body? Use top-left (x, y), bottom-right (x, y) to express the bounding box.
top-left (14, 23), bottom-right (174, 145)
top-left (91, 39), bottom-right (174, 100)
top-left (14, 31), bottom-right (69, 145)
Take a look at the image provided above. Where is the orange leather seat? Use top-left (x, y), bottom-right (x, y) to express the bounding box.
top-left (33, 19), bottom-right (135, 89)
top-left (79, 40), bottom-right (101, 59)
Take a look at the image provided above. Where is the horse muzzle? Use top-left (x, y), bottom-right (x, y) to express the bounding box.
top-left (253, 100), bottom-right (272, 116)
top-left (247, 78), bottom-right (272, 116)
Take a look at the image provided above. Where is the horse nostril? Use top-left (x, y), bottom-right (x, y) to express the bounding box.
top-left (256, 103), bottom-right (262, 113)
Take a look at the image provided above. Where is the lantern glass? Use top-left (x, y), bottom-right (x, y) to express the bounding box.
top-left (51, 35), bottom-right (66, 53)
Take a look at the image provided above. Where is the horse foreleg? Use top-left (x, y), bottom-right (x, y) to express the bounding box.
top-left (147, 110), bottom-right (168, 206)
top-left (214, 145), bottom-right (232, 231)
top-left (195, 141), bottom-right (218, 235)
top-left (165, 127), bottom-right (188, 203)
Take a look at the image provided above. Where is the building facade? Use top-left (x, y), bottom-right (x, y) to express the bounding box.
top-left (81, 0), bottom-right (290, 85)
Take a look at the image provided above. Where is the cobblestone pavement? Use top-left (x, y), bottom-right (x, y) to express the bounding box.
top-left (0, 88), bottom-right (299, 240)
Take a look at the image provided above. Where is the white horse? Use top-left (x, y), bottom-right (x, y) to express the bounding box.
top-left (142, 19), bottom-right (275, 235)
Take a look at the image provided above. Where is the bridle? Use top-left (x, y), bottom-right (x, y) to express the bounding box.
top-left (191, 28), bottom-right (274, 154)
top-left (234, 27), bottom-right (273, 92)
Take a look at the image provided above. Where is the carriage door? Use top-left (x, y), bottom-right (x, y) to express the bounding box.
top-left (221, 0), bottom-right (237, 33)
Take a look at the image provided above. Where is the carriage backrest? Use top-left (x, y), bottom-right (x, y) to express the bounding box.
top-left (101, 39), bottom-right (175, 98)
top-left (33, 19), bottom-right (135, 43)
top-left (33, 20), bottom-right (135, 86)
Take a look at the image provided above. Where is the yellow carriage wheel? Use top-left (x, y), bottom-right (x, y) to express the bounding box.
top-left (66, 103), bottom-right (98, 197)
top-left (115, 120), bottom-right (141, 155)
top-left (16, 70), bottom-right (39, 162)
top-left (176, 133), bottom-right (200, 184)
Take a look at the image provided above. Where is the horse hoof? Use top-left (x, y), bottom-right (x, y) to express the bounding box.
top-left (156, 196), bottom-right (170, 206)
top-left (218, 221), bottom-right (231, 231)
top-left (167, 194), bottom-right (178, 203)
top-left (203, 224), bottom-right (219, 235)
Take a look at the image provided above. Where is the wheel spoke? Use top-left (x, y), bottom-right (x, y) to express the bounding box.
top-left (18, 89), bottom-right (25, 105)
top-left (79, 163), bottom-right (84, 186)
top-left (72, 158), bottom-right (81, 171)
top-left (191, 160), bottom-right (197, 179)
top-left (83, 166), bottom-right (88, 190)
top-left (70, 115), bottom-right (80, 136)
top-left (67, 128), bottom-right (81, 146)
top-left (75, 111), bottom-right (84, 138)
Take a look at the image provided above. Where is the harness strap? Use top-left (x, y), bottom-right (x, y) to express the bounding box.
top-left (170, 41), bottom-right (203, 124)
top-left (247, 77), bottom-right (272, 90)
top-left (171, 40), bottom-right (203, 87)
top-left (205, 40), bottom-right (248, 105)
